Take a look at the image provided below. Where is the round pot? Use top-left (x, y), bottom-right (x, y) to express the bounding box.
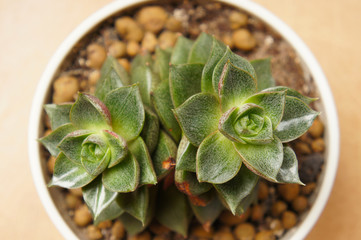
top-left (28, 0), bottom-right (339, 239)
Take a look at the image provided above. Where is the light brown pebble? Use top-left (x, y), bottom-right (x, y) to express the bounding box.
top-left (292, 196), bottom-right (308, 213)
top-left (69, 188), bottom-right (83, 197)
top-left (232, 29), bottom-right (256, 51)
top-left (115, 17), bottom-right (144, 42)
top-left (271, 201), bottom-right (287, 217)
top-left (269, 219), bottom-right (284, 237)
top-left (44, 129), bottom-right (52, 137)
top-left (86, 43), bottom-right (107, 69)
top-left (311, 138), bottom-right (325, 152)
top-left (149, 222), bottom-right (170, 235)
top-left (278, 184), bottom-right (300, 202)
top-left (47, 156), bottom-right (56, 174)
top-left (65, 193), bottom-right (82, 209)
top-left (258, 181), bottom-right (269, 200)
top-left (136, 6), bottom-right (168, 34)
top-left (118, 58), bottom-right (130, 72)
top-left (165, 16), bottom-right (183, 32)
top-left (295, 142), bottom-right (311, 154)
top-left (213, 231), bottom-right (235, 240)
top-left (52, 76), bottom-right (79, 104)
top-left (255, 230), bottom-right (275, 240)
top-left (45, 115), bottom-right (51, 128)
top-left (79, 80), bottom-right (87, 90)
top-left (88, 70), bottom-right (101, 86)
top-left (109, 41), bottom-right (127, 58)
top-left (251, 204), bottom-right (264, 222)
top-left (282, 211), bottom-right (297, 229)
top-left (229, 11), bottom-right (248, 30)
top-left (222, 34), bottom-right (234, 48)
top-left (74, 205), bottom-right (92, 227)
top-left (219, 209), bottom-right (250, 226)
top-left (234, 223), bottom-right (255, 240)
top-left (309, 119), bottom-right (324, 138)
top-left (87, 225), bottom-right (103, 240)
top-left (191, 225), bottom-right (213, 238)
top-left (141, 32), bottom-right (158, 52)
top-left (299, 133), bottom-right (312, 144)
top-left (128, 231), bottom-right (151, 240)
top-left (159, 31), bottom-right (178, 49)
top-left (301, 182), bottom-right (316, 195)
top-left (111, 220), bottom-right (125, 239)
top-left (97, 220), bottom-right (112, 229)
top-left (153, 236), bottom-right (168, 240)
top-left (127, 41), bottom-right (140, 57)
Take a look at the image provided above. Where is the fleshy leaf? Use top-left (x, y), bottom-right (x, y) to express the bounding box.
top-left (214, 165), bottom-right (259, 215)
top-left (102, 152), bottom-right (139, 192)
top-left (103, 130), bottom-right (127, 168)
top-left (190, 195), bottom-right (224, 230)
top-left (171, 36), bottom-right (194, 65)
top-left (274, 96), bottom-right (319, 142)
top-left (219, 61), bottom-right (257, 112)
top-left (197, 131), bottom-right (243, 184)
top-left (201, 37), bottom-right (227, 93)
top-left (234, 182), bottom-right (259, 216)
top-left (140, 107), bottom-right (160, 154)
top-left (152, 131), bottom-right (177, 179)
top-left (104, 85), bottom-right (145, 141)
top-left (250, 58), bottom-right (275, 91)
top-left (173, 93), bottom-right (221, 146)
top-left (95, 56), bottom-right (129, 101)
top-left (39, 123), bottom-right (76, 157)
top-left (234, 136), bottom-right (283, 182)
top-left (153, 47), bottom-right (171, 82)
top-left (93, 199), bottom-right (124, 225)
top-left (263, 86), bottom-right (317, 104)
top-left (44, 104), bottom-right (72, 130)
top-left (82, 176), bottom-right (118, 222)
top-left (151, 80), bottom-right (181, 142)
top-left (212, 47), bottom-right (256, 94)
top-left (276, 147), bottom-right (304, 184)
top-left (58, 130), bottom-right (93, 165)
top-left (175, 170), bottom-right (212, 196)
top-left (49, 153), bottom-right (95, 188)
top-left (245, 91), bottom-right (286, 129)
top-left (129, 137), bottom-right (157, 185)
top-left (156, 185), bottom-right (193, 237)
top-left (131, 52), bottom-right (153, 73)
top-left (241, 116), bottom-right (274, 145)
top-left (188, 32), bottom-right (213, 64)
top-left (170, 63), bottom-right (203, 108)
top-left (117, 186), bottom-right (149, 224)
top-left (176, 135), bottom-right (197, 172)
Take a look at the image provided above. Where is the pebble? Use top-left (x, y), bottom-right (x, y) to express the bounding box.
top-left (159, 31), bottom-right (178, 49)
top-left (271, 201), bottom-right (287, 217)
top-left (220, 209), bottom-right (250, 226)
top-left (190, 225), bottom-right (213, 238)
top-left (251, 205), bottom-right (264, 222)
top-left (87, 225), bottom-right (103, 240)
top-left (232, 29), bottom-right (256, 51)
top-left (222, 34), bottom-right (234, 48)
top-left (88, 70), bottom-right (101, 86)
top-left (47, 156), bottom-right (56, 174)
top-left (295, 142), bottom-right (311, 155)
top-left (165, 16), bottom-right (183, 32)
top-left (127, 41), bottom-right (140, 57)
top-left (292, 196), bottom-right (308, 213)
top-left (52, 76), bottom-right (79, 104)
top-left (299, 153), bottom-right (323, 183)
top-left (86, 43), bottom-right (107, 69)
top-left (149, 221), bottom-right (170, 235)
top-left (229, 11), bottom-right (248, 30)
top-left (213, 231), bottom-right (235, 240)
top-left (255, 230), bottom-right (275, 240)
top-left (269, 219), bottom-right (284, 237)
top-left (137, 6), bottom-right (168, 34)
top-left (69, 188), bottom-right (83, 197)
top-left (118, 58), bottom-right (130, 72)
top-left (278, 184), bottom-right (300, 202)
top-left (311, 138), bottom-right (325, 153)
top-left (129, 231), bottom-right (151, 240)
top-left (258, 181), bottom-right (269, 201)
top-left (308, 119), bottom-right (324, 138)
top-left (301, 182), bottom-right (316, 195)
top-left (65, 193), bottom-right (82, 209)
top-left (111, 220), bottom-right (125, 239)
top-left (115, 17), bottom-right (144, 42)
top-left (141, 32), bottom-right (158, 52)
top-left (282, 211), bottom-right (297, 229)
top-left (44, 129), bottom-right (52, 137)
top-left (97, 220), bottom-right (112, 229)
top-left (234, 223), bottom-right (255, 240)
top-left (74, 204), bottom-right (92, 227)
top-left (109, 41), bottom-right (127, 58)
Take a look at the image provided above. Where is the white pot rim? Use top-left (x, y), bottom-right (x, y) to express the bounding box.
top-left (28, 1), bottom-right (339, 240)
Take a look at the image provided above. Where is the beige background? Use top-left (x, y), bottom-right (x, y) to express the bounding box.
top-left (0, 0), bottom-right (360, 239)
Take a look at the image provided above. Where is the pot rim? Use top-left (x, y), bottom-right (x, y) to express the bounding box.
top-left (28, 1), bottom-right (339, 239)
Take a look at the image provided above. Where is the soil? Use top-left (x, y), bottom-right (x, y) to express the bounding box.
top-left (42, 1), bottom-right (325, 239)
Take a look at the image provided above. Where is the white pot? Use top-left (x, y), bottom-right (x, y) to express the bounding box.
top-left (28, 1), bottom-right (339, 239)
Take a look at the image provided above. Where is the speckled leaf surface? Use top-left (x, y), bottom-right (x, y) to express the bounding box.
top-left (201, 38), bottom-right (226, 93)
top-left (263, 86), bottom-right (317, 104)
top-left (82, 176), bottom-right (118, 223)
top-left (188, 32), bottom-right (213, 64)
top-left (140, 107), bottom-right (159, 154)
top-left (219, 61), bottom-right (257, 112)
top-left (276, 146), bottom-right (304, 184)
top-left (70, 93), bottom-right (111, 131)
top-left (102, 152), bottom-right (139, 192)
top-left (234, 137), bottom-right (283, 182)
top-left (250, 58), bottom-right (275, 91)
top-left (151, 80), bottom-right (181, 142)
top-left (171, 36), bottom-right (194, 65)
top-left (103, 130), bottom-right (127, 168)
top-left (131, 52), bottom-right (153, 73)
top-left (240, 116), bottom-right (273, 145)
top-left (153, 47), bottom-right (171, 82)
top-left (176, 135), bottom-right (197, 172)
top-left (174, 93), bottom-right (221, 146)
top-left (93, 199), bottom-right (124, 225)
top-left (44, 103), bottom-right (72, 130)
top-left (95, 56), bottom-right (128, 101)
top-left (152, 131), bottom-right (177, 179)
top-left (39, 123), bottom-right (76, 157)
top-left (190, 195), bottom-right (224, 228)
top-left (129, 137), bottom-right (157, 185)
top-left (197, 131), bottom-right (243, 184)
top-left (214, 165), bottom-right (258, 214)
top-left (119, 213), bottom-right (147, 236)
top-left (49, 153), bottom-right (95, 189)
top-left (234, 182), bottom-right (259, 216)
top-left (170, 63), bottom-right (203, 108)
top-left (156, 185), bottom-right (193, 237)
top-left (175, 170), bottom-right (212, 196)
top-left (104, 85), bottom-right (145, 141)
top-left (275, 96), bottom-right (319, 142)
